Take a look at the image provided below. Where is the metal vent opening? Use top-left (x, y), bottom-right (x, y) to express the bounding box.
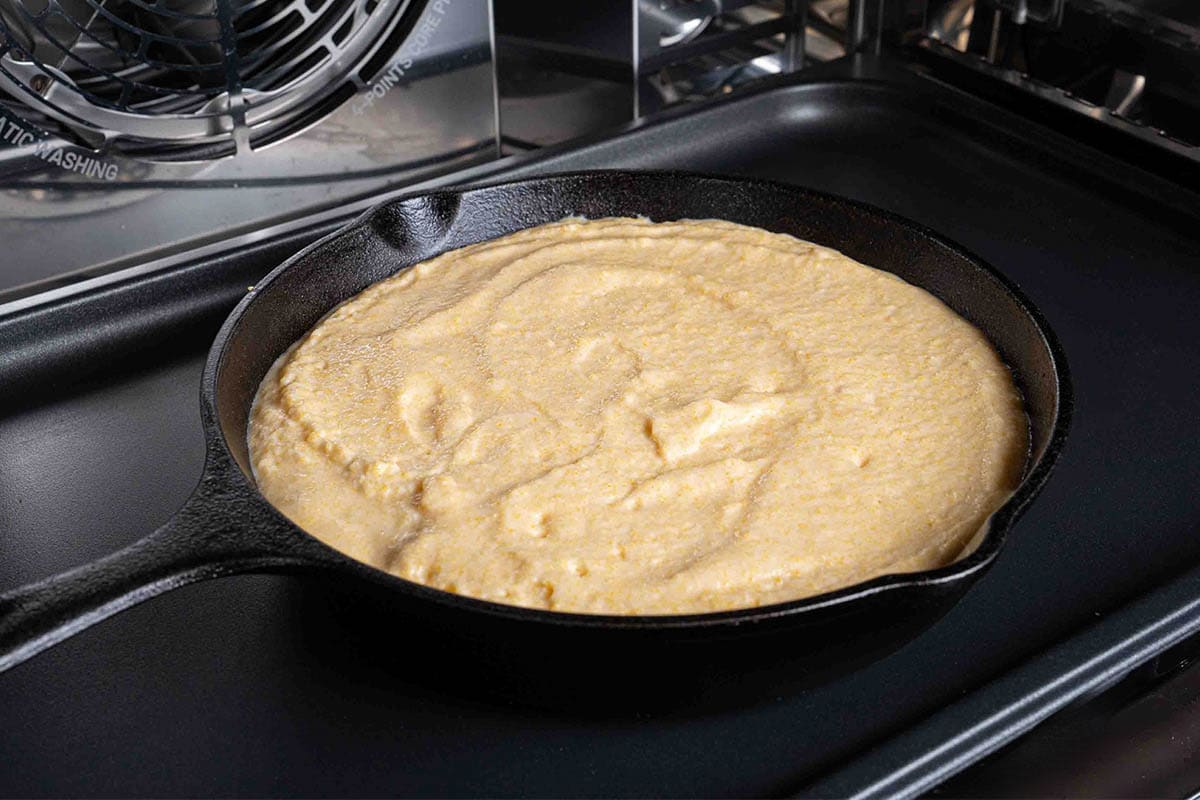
top-left (0, 0), bottom-right (418, 158)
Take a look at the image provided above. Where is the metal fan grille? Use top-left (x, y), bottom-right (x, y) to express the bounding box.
top-left (0, 0), bottom-right (414, 155)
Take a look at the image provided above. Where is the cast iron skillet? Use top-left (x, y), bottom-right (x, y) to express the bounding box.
top-left (0, 172), bottom-right (1070, 704)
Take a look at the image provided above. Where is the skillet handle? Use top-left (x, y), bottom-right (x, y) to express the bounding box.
top-left (0, 478), bottom-right (314, 674)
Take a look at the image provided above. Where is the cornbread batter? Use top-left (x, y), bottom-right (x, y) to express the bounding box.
top-left (249, 218), bottom-right (1027, 614)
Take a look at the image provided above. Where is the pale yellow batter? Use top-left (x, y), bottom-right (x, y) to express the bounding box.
top-left (249, 217), bottom-right (1027, 614)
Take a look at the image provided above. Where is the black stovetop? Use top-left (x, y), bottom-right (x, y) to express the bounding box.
top-left (2, 58), bottom-right (1200, 796)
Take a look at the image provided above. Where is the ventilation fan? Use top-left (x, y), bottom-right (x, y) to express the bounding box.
top-left (0, 0), bottom-right (421, 159)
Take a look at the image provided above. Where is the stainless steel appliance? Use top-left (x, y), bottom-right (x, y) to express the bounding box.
top-left (494, 0), bottom-right (819, 147)
top-left (0, 0), bottom-right (497, 294)
top-left (1, 1), bottom-right (1199, 796)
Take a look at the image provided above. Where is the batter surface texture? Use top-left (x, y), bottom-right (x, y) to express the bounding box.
top-left (249, 217), bottom-right (1027, 614)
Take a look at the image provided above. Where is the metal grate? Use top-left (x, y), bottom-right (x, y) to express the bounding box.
top-left (0, 0), bottom-right (416, 156)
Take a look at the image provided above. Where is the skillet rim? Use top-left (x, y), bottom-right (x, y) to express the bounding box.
top-left (201, 169), bottom-right (1073, 631)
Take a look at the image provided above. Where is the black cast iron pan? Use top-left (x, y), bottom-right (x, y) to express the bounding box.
top-left (0, 172), bottom-right (1070, 706)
